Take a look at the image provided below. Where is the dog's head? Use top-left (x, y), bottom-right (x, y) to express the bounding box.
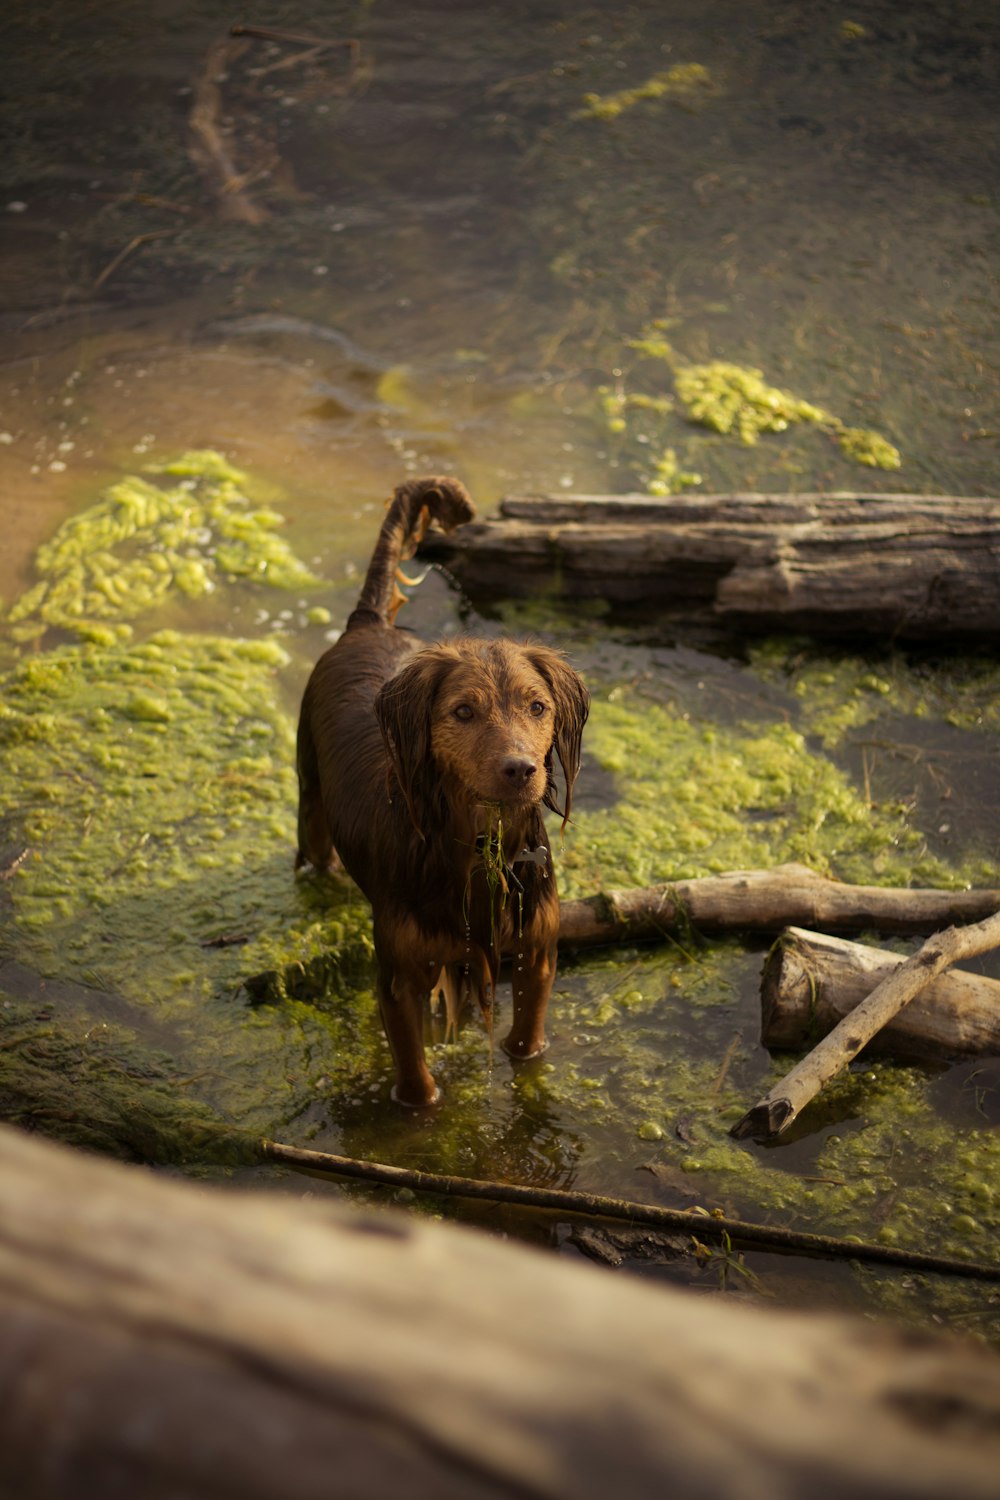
top-left (375, 639), bottom-right (589, 838)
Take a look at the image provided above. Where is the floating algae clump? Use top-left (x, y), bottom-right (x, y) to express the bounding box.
top-left (673, 361), bottom-right (830, 445)
top-left (6, 449), bottom-right (321, 642)
top-left (836, 426), bottom-right (903, 469)
top-left (605, 324), bottom-right (902, 489)
top-left (578, 64), bottom-right (716, 121)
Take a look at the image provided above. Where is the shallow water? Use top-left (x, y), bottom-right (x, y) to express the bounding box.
top-left (1, 0), bottom-right (999, 1338)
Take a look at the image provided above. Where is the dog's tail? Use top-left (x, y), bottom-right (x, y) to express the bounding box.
top-left (346, 475), bottom-right (475, 630)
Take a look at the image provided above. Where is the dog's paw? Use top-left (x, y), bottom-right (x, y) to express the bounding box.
top-left (390, 1082), bottom-right (441, 1108)
top-left (500, 1036), bottom-right (549, 1062)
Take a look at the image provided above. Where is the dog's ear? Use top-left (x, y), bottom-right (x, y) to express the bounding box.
top-left (374, 649), bottom-right (455, 838)
top-left (523, 645), bottom-right (590, 827)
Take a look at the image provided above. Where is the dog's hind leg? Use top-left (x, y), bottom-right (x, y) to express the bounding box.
top-left (294, 712), bottom-right (344, 874)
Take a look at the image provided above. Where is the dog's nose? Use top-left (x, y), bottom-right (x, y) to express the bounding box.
top-left (502, 755), bottom-right (537, 787)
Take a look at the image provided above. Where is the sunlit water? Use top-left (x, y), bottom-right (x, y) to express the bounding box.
top-left (1, 0), bottom-right (998, 1336)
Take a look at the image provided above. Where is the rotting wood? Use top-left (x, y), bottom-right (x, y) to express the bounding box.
top-left (759, 926), bottom-right (1000, 1060)
top-left (418, 491), bottom-right (1000, 640)
top-left (261, 1140), bottom-right (1000, 1283)
top-left (557, 864), bottom-right (1000, 947)
top-left (2, 1124), bottom-right (1000, 1500)
top-left (732, 909), bottom-right (1000, 1141)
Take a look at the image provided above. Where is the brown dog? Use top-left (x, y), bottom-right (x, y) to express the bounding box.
top-left (295, 476), bottom-right (589, 1105)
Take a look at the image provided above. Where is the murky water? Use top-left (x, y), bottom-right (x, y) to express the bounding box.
top-left (2, 1), bottom-right (998, 1338)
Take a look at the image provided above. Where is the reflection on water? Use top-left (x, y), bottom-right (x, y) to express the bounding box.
top-left (1, 0), bottom-right (998, 1337)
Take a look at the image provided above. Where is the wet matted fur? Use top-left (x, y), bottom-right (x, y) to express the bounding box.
top-left (296, 476), bottom-right (589, 1105)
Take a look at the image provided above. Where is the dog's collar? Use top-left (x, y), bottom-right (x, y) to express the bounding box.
top-left (474, 835), bottom-right (549, 890)
top-left (512, 844), bottom-right (549, 868)
top-left (474, 834), bottom-right (548, 864)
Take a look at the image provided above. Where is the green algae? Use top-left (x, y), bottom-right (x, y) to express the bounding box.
top-left (748, 640), bottom-right (1000, 745)
top-left (5, 450), bottom-right (321, 643)
top-left (559, 691), bottom-right (974, 897)
top-left (0, 620), bottom-right (393, 1147)
top-left (0, 455), bottom-right (393, 1158)
top-left (603, 324), bottom-right (902, 493)
top-left (673, 361), bottom-right (830, 445)
top-left (577, 64), bottom-right (716, 122)
top-left (647, 447), bottom-right (703, 496)
top-left (836, 426), bottom-right (903, 469)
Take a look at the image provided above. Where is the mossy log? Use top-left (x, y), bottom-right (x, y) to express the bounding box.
top-left (3, 1125), bottom-right (1000, 1500)
top-left (759, 926), bottom-right (1000, 1061)
top-left (558, 864), bottom-right (1000, 947)
top-left (419, 492), bottom-right (1000, 640)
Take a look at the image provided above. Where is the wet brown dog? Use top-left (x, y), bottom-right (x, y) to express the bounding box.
top-left (295, 476), bottom-right (589, 1105)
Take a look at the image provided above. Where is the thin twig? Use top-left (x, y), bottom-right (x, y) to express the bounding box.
top-left (709, 1032), bottom-right (742, 1097)
top-left (0, 848), bottom-right (31, 882)
top-left (92, 230), bottom-right (179, 292)
top-left (229, 22), bottom-right (361, 77)
top-left (260, 1139), bottom-right (1000, 1283)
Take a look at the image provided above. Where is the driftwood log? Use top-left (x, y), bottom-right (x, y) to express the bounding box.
top-left (3, 1124), bottom-right (1000, 1500)
top-left (419, 491), bottom-right (1000, 640)
top-left (557, 864), bottom-right (1000, 947)
top-left (733, 909), bottom-right (1000, 1141)
top-left (759, 926), bottom-right (1000, 1060)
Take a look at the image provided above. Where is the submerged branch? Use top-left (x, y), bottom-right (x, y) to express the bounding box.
top-left (261, 1139), bottom-right (1000, 1283)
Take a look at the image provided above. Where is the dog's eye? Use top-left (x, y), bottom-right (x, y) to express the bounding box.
top-left (453, 704), bottom-right (475, 722)
top-left (529, 699), bottom-right (548, 717)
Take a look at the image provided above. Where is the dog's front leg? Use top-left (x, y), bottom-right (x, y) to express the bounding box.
top-left (502, 936), bottom-right (558, 1061)
top-left (375, 930), bottom-right (440, 1106)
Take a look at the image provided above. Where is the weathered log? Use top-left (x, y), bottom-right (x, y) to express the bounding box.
top-left (759, 926), bottom-right (1000, 1060)
top-left (558, 864), bottom-right (1000, 947)
top-left (245, 868), bottom-right (1000, 1004)
top-left (733, 909), bottom-right (1000, 1141)
top-left (2, 1124), bottom-right (1000, 1500)
top-left (419, 491), bottom-right (1000, 639)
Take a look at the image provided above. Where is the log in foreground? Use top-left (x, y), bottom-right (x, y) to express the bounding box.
top-left (760, 926), bottom-right (1000, 1060)
top-left (558, 864), bottom-right (1000, 947)
top-left (733, 909), bottom-right (1000, 1142)
top-left (419, 491), bottom-right (1000, 640)
top-left (3, 1125), bottom-right (1000, 1500)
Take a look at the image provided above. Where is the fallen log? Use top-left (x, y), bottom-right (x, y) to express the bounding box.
top-left (2, 1123), bottom-right (1000, 1500)
top-left (244, 868), bottom-right (1000, 1004)
top-left (557, 864), bottom-right (1000, 947)
top-left (732, 908), bottom-right (1000, 1141)
top-left (759, 926), bottom-right (1000, 1060)
top-left (419, 491), bottom-right (1000, 640)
